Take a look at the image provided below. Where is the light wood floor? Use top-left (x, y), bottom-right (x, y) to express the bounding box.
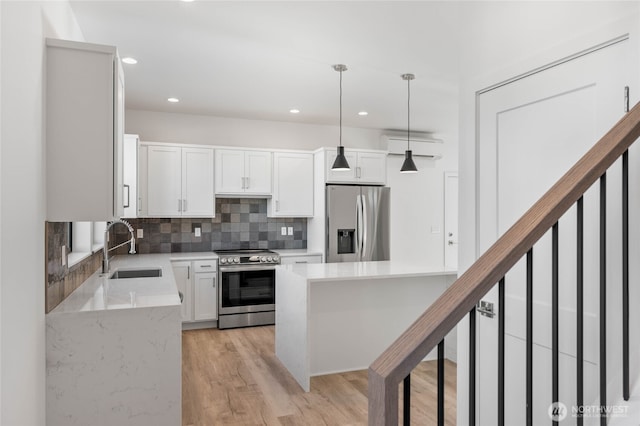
top-left (182, 326), bottom-right (456, 426)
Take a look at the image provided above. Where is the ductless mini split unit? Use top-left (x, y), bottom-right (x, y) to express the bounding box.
top-left (383, 134), bottom-right (444, 159)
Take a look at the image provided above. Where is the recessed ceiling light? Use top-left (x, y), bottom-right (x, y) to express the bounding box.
top-left (167, 97), bottom-right (180, 103)
top-left (121, 57), bottom-right (137, 65)
top-left (358, 111), bottom-right (368, 116)
top-left (289, 109), bottom-right (300, 114)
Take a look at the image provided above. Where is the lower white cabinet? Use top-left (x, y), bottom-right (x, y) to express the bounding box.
top-left (172, 259), bottom-right (218, 325)
top-left (193, 261), bottom-right (217, 321)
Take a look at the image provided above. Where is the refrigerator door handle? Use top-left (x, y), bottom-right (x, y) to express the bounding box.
top-left (361, 194), bottom-right (368, 260)
top-left (356, 194), bottom-right (363, 260)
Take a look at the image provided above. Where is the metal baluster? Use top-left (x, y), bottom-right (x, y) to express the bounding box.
top-left (577, 197), bottom-right (584, 426)
top-left (552, 222), bottom-right (559, 426)
top-left (469, 307), bottom-right (476, 426)
top-left (438, 339), bottom-right (445, 426)
top-left (600, 173), bottom-right (607, 426)
top-left (527, 248), bottom-right (533, 426)
top-left (623, 150), bottom-right (630, 401)
top-left (403, 374), bottom-right (410, 426)
top-left (498, 277), bottom-right (505, 426)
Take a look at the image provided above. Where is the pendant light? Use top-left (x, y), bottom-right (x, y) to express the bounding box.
top-left (400, 73), bottom-right (418, 173)
top-left (331, 64), bottom-right (350, 171)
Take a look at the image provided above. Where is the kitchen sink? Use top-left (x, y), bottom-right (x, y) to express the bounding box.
top-left (109, 268), bottom-right (162, 279)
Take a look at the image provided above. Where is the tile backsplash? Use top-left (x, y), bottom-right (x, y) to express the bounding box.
top-left (45, 198), bottom-right (306, 311)
top-left (45, 221), bottom-right (103, 313)
top-left (115, 198), bottom-right (307, 254)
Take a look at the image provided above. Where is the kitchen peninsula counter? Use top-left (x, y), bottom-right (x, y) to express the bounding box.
top-left (275, 261), bottom-right (457, 391)
top-left (45, 252), bottom-right (215, 426)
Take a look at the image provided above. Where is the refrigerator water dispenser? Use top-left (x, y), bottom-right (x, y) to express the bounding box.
top-left (337, 229), bottom-right (355, 254)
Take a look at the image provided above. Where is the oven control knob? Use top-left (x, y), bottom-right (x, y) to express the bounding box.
top-left (261, 256), bottom-right (267, 262)
top-left (273, 256), bottom-right (279, 263)
top-left (233, 257), bottom-right (240, 263)
top-left (220, 258), bottom-right (227, 264)
top-left (267, 256), bottom-right (273, 262)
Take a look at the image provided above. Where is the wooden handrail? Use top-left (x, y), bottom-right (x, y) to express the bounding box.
top-left (368, 102), bottom-right (640, 425)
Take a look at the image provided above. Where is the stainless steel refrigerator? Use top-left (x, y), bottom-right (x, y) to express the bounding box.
top-left (326, 185), bottom-right (390, 263)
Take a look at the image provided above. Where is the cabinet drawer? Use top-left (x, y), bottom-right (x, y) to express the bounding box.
top-left (193, 260), bottom-right (218, 272)
top-left (280, 255), bottom-right (322, 265)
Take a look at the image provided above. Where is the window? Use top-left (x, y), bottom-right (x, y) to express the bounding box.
top-left (67, 221), bottom-right (108, 267)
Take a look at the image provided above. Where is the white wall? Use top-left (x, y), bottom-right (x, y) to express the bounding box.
top-left (0, 2), bottom-right (83, 425)
top-left (456, 2), bottom-right (640, 425)
top-left (126, 109), bottom-right (384, 151)
top-left (387, 137), bottom-right (458, 266)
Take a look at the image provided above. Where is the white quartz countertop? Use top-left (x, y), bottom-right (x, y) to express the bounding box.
top-left (278, 260), bottom-right (457, 282)
top-left (49, 252), bottom-right (217, 315)
top-left (273, 249), bottom-right (323, 257)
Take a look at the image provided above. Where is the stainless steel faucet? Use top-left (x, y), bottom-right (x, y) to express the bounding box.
top-left (102, 219), bottom-right (136, 274)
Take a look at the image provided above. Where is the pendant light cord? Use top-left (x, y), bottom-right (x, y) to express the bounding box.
top-left (407, 76), bottom-right (411, 151)
top-left (339, 68), bottom-right (343, 148)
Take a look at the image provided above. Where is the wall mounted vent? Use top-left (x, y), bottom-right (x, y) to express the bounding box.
top-left (383, 134), bottom-right (443, 159)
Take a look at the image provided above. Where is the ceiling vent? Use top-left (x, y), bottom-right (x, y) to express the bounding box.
top-left (383, 134), bottom-right (443, 159)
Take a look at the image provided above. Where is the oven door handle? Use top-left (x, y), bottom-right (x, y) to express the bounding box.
top-left (219, 265), bottom-right (278, 273)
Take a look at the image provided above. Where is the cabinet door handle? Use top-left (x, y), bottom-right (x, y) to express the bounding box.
top-left (200, 264), bottom-right (213, 268)
top-left (245, 177), bottom-right (250, 189)
top-left (276, 200), bottom-right (279, 212)
top-left (357, 167), bottom-right (362, 178)
top-left (178, 199), bottom-right (182, 212)
top-left (123, 184), bottom-right (130, 208)
top-left (138, 197), bottom-right (142, 212)
top-left (241, 177), bottom-right (245, 189)
top-left (183, 199), bottom-right (187, 212)
top-left (187, 266), bottom-right (190, 279)
top-left (295, 261), bottom-right (308, 264)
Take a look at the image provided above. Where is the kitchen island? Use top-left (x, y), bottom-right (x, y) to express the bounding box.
top-left (275, 261), bottom-right (457, 391)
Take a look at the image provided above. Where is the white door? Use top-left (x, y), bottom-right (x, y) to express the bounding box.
top-left (444, 172), bottom-right (458, 270)
top-left (356, 152), bottom-right (387, 184)
top-left (122, 134), bottom-right (138, 218)
top-left (245, 151), bottom-right (272, 195)
top-left (215, 149), bottom-right (245, 194)
top-left (476, 37), bottom-right (637, 426)
top-left (182, 147), bottom-right (214, 217)
top-left (272, 152), bottom-right (314, 217)
top-left (194, 272), bottom-right (217, 321)
top-left (147, 145), bottom-right (182, 217)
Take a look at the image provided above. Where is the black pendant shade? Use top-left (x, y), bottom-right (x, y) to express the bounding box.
top-left (400, 149), bottom-right (418, 173)
top-left (332, 146), bottom-right (350, 171)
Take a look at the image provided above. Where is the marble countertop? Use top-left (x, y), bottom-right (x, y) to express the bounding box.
top-left (278, 260), bottom-right (457, 282)
top-left (49, 252), bottom-right (217, 315)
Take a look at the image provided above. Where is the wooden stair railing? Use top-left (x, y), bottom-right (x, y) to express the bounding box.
top-left (368, 101), bottom-right (640, 426)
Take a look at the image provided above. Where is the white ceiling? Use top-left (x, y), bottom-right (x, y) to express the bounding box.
top-left (69, 1), bottom-right (462, 133)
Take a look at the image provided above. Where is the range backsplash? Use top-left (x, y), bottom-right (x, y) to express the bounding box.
top-left (116, 198), bottom-right (307, 254)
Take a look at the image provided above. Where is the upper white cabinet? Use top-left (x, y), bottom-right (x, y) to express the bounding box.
top-left (46, 38), bottom-right (124, 221)
top-left (215, 149), bottom-right (272, 195)
top-left (268, 152), bottom-right (314, 217)
top-left (142, 143), bottom-right (214, 217)
top-left (122, 134), bottom-right (138, 218)
top-left (325, 149), bottom-right (387, 184)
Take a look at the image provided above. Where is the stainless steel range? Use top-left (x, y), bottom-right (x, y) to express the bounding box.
top-left (215, 249), bottom-right (280, 329)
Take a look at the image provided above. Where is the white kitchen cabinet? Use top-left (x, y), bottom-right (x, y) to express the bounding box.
top-left (325, 149), bottom-right (387, 185)
top-left (143, 143), bottom-right (214, 217)
top-left (122, 134), bottom-right (139, 218)
top-left (279, 254), bottom-right (322, 264)
top-left (269, 152), bottom-right (314, 217)
top-left (171, 261), bottom-right (192, 323)
top-left (194, 266), bottom-right (217, 321)
top-left (215, 149), bottom-right (272, 195)
top-left (46, 38), bottom-right (124, 221)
